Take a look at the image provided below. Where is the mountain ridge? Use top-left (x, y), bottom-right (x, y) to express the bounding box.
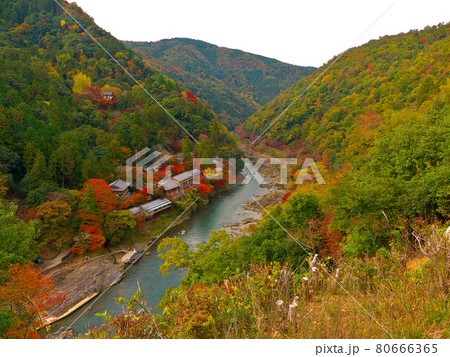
top-left (124, 37), bottom-right (316, 128)
top-left (243, 23), bottom-right (449, 168)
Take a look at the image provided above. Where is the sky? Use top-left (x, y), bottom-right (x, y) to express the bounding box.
top-left (67, 0), bottom-right (449, 67)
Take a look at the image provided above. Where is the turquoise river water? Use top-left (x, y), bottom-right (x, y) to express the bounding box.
top-left (51, 177), bottom-right (269, 335)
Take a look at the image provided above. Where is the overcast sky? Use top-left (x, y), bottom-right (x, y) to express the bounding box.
top-left (67, 0), bottom-right (449, 67)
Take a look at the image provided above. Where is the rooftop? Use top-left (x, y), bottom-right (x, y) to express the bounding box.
top-left (158, 178), bottom-right (181, 191)
top-left (129, 198), bottom-right (172, 214)
top-left (172, 169), bottom-right (200, 183)
top-left (109, 179), bottom-right (131, 192)
top-left (130, 252), bottom-right (141, 260)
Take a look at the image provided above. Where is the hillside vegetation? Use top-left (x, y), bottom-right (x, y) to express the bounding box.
top-left (244, 24), bottom-right (449, 168)
top-left (125, 38), bottom-right (316, 128)
top-left (80, 24), bottom-right (450, 339)
top-left (0, 0), bottom-right (242, 337)
top-left (0, 0), bottom-right (240, 195)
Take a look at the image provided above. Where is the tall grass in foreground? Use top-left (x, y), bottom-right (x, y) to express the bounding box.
top-left (82, 226), bottom-right (449, 339)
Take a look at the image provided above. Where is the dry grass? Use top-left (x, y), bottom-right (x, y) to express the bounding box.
top-left (86, 226), bottom-right (450, 339)
top-left (224, 254), bottom-right (449, 339)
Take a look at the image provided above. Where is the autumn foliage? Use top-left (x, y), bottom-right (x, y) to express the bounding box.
top-left (79, 179), bottom-right (118, 214)
top-left (88, 232), bottom-right (107, 251)
top-left (74, 180), bottom-right (118, 252)
top-left (281, 191), bottom-right (292, 203)
top-left (305, 212), bottom-right (343, 259)
top-left (71, 179), bottom-right (140, 253)
top-left (213, 180), bottom-right (223, 187)
top-left (199, 184), bottom-right (211, 196)
top-left (118, 192), bottom-right (147, 210)
top-left (0, 263), bottom-right (66, 338)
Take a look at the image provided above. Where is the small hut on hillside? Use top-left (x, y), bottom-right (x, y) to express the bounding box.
top-left (102, 90), bottom-right (114, 101)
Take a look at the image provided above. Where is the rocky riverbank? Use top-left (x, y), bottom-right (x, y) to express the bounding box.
top-left (43, 144), bottom-right (289, 325)
top-left (218, 143), bottom-right (290, 238)
top-left (44, 254), bottom-right (123, 321)
top-left (42, 213), bottom-right (193, 325)
top-left (243, 189), bottom-right (287, 213)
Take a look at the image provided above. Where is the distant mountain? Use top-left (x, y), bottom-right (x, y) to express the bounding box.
top-left (124, 38), bottom-right (316, 128)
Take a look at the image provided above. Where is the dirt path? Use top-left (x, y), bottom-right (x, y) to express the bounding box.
top-left (41, 248), bottom-right (72, 272)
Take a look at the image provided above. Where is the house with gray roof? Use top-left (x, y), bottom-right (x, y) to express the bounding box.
top-left (109, 179), bottom-right (132, 198)
top-left (102, 90), bottom-right (114, 101)
top-left (171, 169), bottom-right (201, 189)
top-left (158, 178), bottom-right (181, 196)
top-left (128, 198), bottom-right (172, 217)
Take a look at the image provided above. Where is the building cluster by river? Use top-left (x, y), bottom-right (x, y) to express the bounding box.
top-left (49, 174), bottom-right (271, 335)
top-left (109, 167), bottom-right (201, 218)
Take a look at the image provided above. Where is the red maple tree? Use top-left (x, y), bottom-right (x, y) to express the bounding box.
top-left (0, 263), bottom-right (67, 338)
top-left (79, 179), bottom-right (118, 214)
top-left (199, 184), bottom-right (211, 196)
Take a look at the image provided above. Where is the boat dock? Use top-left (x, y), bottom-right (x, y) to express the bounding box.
top-left (119, 250), bottom-right (142, 265)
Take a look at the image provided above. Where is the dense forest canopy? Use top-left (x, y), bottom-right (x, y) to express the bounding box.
top-left (244, 23), bottom-right (449, 168)
top-left (125, 38), bottom-right (316, 129)
top-left (0, 0), bottom-right (240, 194)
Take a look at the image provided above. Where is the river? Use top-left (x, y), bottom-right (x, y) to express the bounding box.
top-left (50, 176), bottom-right (269, 335)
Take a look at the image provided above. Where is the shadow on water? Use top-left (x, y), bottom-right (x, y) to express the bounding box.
top-left (50, 177), bottom-right (269, 335)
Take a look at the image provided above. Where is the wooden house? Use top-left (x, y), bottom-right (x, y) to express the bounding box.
top-left (171, 169), bottom-right (200, 189)
top-left (109, 179), bottom-right (132, 199)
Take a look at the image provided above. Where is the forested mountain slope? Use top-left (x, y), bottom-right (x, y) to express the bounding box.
top-left (239, 22), bottom-right (450, 254)
top-left (0, 1), bottom-right (243, 336)
top-left (125, 38), bottom-right (316, 128)
top-left (0, 0), bottom-right (239, 195)
top-left (244, 23), bottom-right (449, 168)
top-left (129, 24), bottom-right (450, 338)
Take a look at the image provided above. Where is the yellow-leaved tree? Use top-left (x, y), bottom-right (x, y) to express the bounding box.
top-left (72, 73), bottom-right (92, 94)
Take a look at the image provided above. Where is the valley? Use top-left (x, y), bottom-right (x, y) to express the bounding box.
top-left (0, 0), bottom-right (448, 341)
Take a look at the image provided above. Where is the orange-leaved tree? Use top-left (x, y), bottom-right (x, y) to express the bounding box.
top-left (79, 179), bottom-right (118, 214)
top-left (0, 263), bottom-right (66, 338)
top-left (199, 184), bottom-right (211, 196)
top-left (118, 192), bottom-right (147, 210)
